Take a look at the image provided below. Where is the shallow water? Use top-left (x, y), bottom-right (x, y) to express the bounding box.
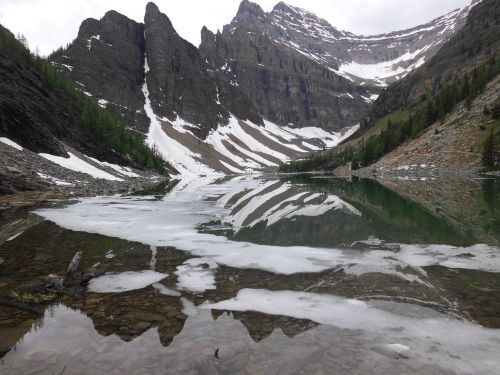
top-left (0, 175), bottom-right (499, 374)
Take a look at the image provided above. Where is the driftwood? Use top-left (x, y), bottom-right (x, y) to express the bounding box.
top-left (0, 251), bottom-right (87, 314)
top-left (66, 251), bottom-right (82, 276)
top-left (0, 296), bottom-right (43, 314)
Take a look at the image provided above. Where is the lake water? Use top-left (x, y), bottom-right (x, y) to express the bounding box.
top-left (0, 175), bottom-right (499, 374)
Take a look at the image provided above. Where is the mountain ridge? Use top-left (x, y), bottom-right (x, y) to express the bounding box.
top-left (44, 1), bottom-right (478, 175)
top-left (281, 0), bottom-right (499, 175)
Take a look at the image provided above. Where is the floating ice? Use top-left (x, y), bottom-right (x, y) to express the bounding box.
top-left (88, 270), bottom-right (167, 293)
top-left (175, 257), bottom-right (218, 293)
top-left (152, 282), bottom-right (181, 297)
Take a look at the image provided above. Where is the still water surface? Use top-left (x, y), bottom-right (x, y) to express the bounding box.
top-left (0, 176), bottom-right (499, 374)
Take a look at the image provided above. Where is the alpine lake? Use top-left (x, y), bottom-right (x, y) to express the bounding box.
top-left (0, 175), bottom-right (499, 375)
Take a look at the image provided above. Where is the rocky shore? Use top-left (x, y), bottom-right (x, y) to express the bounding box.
top-left (0, 141), bottom-right (167, 207)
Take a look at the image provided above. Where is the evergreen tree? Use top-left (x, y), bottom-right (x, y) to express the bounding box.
top-left (482, 131), bottom-right (494, 168)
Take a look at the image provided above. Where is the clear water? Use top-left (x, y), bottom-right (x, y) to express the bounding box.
top-left (0, 175), bottom-right (499, 374)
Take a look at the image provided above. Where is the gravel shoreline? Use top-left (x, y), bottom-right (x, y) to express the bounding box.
top-left (0, 141), bottom-right (168, 207)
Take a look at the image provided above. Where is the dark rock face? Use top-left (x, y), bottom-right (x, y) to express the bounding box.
top-left (199, 1), bottom-right (471, 131)
top-left (200, 15), bottom-right (369, 130)
top-left (52, 11), bottom-right (150, 134)
top-left (53, 2), bottom-right (263, 139)
top-left (0, 25), bottom-right (125, 163)
top-left (52, 1), bottom-right (472, 137)
top-left (144, 3), bottom-right (224, 138)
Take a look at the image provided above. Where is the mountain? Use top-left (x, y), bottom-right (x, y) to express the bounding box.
top-left (364, 0), bottom-right (499, 174)
top-left (282, 0), bottom-right (499, 175)
top-left (47, 1), bottom-right (473, 175)
top-left (199, 0), bottom-right (473, 130)
top-left (0, 24), bottom-right (166, 195)
top-left (368, 0), bottom-right (495, 119)
top-left (267, 1), bottom-right (474, 86)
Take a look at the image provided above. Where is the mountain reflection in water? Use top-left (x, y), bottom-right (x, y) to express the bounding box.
top-left (0, 175), bottom-right (499, 374)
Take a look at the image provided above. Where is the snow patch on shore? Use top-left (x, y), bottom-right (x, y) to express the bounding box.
top-left (39, 152), bottom-right (123, 181)
top-left (0, 137), bottom-right (23, 150)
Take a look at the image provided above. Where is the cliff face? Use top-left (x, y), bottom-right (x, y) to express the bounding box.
top-left (53, 1), bottom-right (470, 137)
top-left (52, 11), bottom-right (150, 134)
top-left (199, 0), bottom-right (472, 131)
top-left (143, 3), bottom-right (222, 138)
top-left (52, 2), bottom-right (264, 140)
top-left (200, 18), bottom-right (368, 131)
top-left (200, 1), bottom-right (371, 131)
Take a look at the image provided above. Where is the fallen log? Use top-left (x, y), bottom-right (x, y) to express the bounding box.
top-left (0, 296), bottom-right (43, 314)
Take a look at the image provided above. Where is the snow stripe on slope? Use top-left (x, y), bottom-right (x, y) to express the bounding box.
top-left (0, 137), bottom-right (23, 150)
top-left (39, 152), bottom-right (123, 181)
top-left (142, 55), bottom-right (219, 177)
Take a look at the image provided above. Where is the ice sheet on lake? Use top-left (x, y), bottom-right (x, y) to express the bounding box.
top-left (88, 270), bottom-right (167, 293)
top-left (35, 177), bottom-right (500, 278)
top-left (203, 288), bottom-right (500, 374)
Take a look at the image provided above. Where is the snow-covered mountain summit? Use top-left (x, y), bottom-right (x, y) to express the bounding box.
top-left (232, 0), bottom-right (475, 87)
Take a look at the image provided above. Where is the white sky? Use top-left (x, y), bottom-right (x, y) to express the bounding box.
top-left (0, 0), bottom-right (471, 55)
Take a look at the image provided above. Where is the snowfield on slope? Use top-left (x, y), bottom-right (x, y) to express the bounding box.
top-left (141, 55), bottom-right (358, 176)
top-left (39, 152), bottom-right (123, 181)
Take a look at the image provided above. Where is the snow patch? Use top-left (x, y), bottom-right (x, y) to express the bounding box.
top-left (0, 137), bottom-right (23, 150)
top-left (39, 152), bottom-right (123, 181)
top-left (152, 282), bottom-right (181, 297)
top-left (86, 157), bottom-right (140, 178)
top-left (37, 173), bottom-right (72, 186)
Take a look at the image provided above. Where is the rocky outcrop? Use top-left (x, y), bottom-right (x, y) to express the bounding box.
top-left (143, 3), bottom-right (225, 138)
top-left (51, 11), bottom-right (150, 134)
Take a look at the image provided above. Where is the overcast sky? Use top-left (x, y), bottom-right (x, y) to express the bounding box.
top-left (0, 0), bottom-right (471, 55)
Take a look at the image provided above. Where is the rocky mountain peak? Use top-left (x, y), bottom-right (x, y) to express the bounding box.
top-left (145, 2), bottom-right (160, 15)
top-left (272, 2), bottom-right (312, 19)
top-left (145, 2), bottom-right (177, 36)
top-left (102, 10), bottom-right (128, 22)
top-left (236, 0), bottom-right (266, 19)
top-left (77, 17), bottom-right (101, 39)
